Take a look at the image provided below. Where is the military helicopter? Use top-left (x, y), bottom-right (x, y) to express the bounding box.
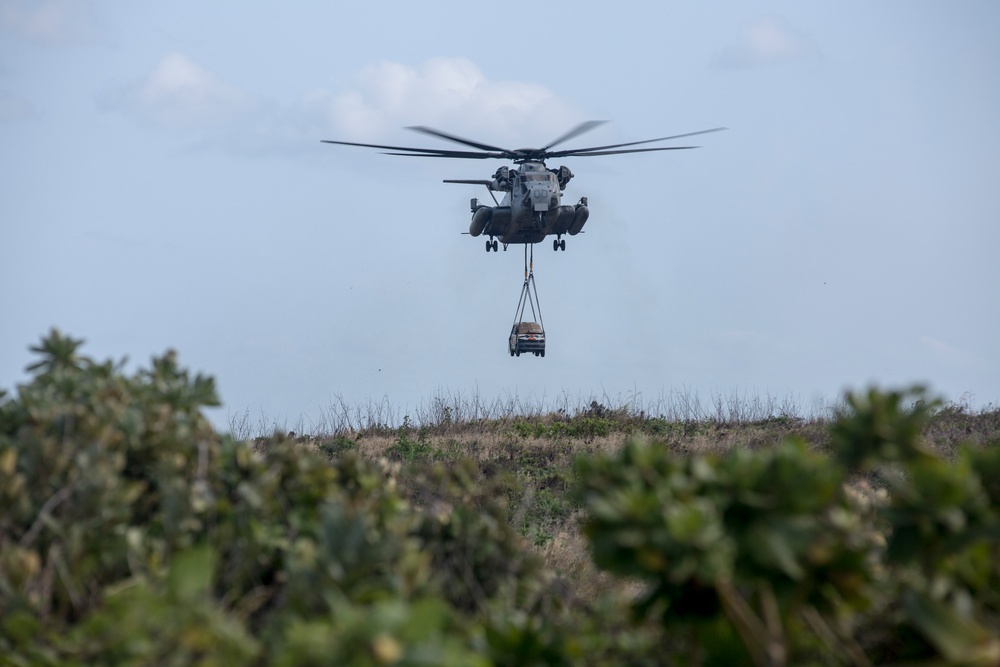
top-left (322, 121), bottom-right (725, 252)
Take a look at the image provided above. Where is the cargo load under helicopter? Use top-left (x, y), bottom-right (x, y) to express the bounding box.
top-left (509, 244), bottom-right (545, 358)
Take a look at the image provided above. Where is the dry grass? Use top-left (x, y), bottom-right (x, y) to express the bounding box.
top-left (229, 387), bottom-right (827, 441)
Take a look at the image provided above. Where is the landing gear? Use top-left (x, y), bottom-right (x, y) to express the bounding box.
top-left (553, 237), bottom-right (566, 252)
top-left (485, 238), bottom-right (498, 252)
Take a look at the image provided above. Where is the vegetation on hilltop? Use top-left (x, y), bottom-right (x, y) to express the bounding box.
top-left (2, 330), bottom-right (1000, 665)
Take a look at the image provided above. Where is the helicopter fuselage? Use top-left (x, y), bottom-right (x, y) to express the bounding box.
top-left (467, 161), bottom-right (588, 249)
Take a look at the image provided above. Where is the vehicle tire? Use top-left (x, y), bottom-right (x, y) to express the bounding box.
top-left (541, 350), bottom-right (545, 357)
top-left (516, 351), bottom-right (520, 357)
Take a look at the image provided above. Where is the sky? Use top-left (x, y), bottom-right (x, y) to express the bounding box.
top-left (2, 1), bottom-right (999, 431)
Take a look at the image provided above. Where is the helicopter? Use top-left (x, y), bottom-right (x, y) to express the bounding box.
top-left (322, 121), bottom-right (725, 252)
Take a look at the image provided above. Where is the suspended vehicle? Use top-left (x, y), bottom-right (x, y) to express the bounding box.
top-left (510, 322), bottom-right (544, 357)
top-left (322, 122), bottom-right (725, 252)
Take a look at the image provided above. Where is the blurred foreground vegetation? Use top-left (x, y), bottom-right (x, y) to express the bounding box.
top-left (2, 330), bottom-right (1000, 665)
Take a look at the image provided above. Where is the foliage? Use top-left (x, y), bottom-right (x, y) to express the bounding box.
top-left (576, 386), bottom-right (1000, 665)
top-left (0, 330), bottom-right (565, 665)
top-left (387, 420), bottom-right (437, 463)
top-left (3, 330), bottom-right (1000, 665)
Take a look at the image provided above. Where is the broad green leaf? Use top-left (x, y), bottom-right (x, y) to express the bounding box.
top-left (167, 545), bottom-right (216, 600)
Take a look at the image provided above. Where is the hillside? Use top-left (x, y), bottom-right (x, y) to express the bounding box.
top-left (251, 396), bottom-right (1000, 604)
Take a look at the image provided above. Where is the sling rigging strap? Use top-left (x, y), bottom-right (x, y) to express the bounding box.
top-left (512, 244), bottom-right (544, 331)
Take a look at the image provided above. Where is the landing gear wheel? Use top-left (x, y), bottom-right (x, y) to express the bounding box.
top-left (553, 239), bottom-right (559, 252)
top-left (492, 239), bottom-right (498, 252)
top-left (560, 239), bottom-right (566, 251)
top-left (486, 239), bottom-right (492, 252)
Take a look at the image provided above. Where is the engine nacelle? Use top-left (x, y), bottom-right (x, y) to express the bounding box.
top-left (554, 165), bottom-right (574, 190)
top-left (491, 166), bottom-right (513, 191)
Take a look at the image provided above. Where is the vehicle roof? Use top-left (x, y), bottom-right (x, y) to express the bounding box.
top-left (516, 322), bottom-right (543, 334)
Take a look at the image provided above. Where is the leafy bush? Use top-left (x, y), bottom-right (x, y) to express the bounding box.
top-left (0, 331), bottom-right (564, 665)
top-left (576, 386), bottom-right (1000, 664)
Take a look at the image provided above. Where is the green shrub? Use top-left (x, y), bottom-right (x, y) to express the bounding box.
top-left (0, 330), bottom-right (559, 665)
top-left (576, 386), bottom-right (1000, 665)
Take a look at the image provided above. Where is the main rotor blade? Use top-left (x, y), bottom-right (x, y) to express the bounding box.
top-left (542, 120), bottom-right (608, 151)
top-left (545, 126), bottom-right (727, 158)
top-left (384, 150), bottom-right (498, 159)
top-left (406, 126), bottom-right (511, 153)
top-left (556, 145), bottom-right (700, 157)
top-left (324, 125), bottom-right (725, 161)
top-left (321, 138), bottom-right (488, 155)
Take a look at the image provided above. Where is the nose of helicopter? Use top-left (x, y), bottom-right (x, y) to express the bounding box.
top-left (529, 179), bottom-right (559, 211)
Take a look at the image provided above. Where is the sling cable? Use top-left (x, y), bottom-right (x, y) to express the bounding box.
top-left (509, 244), bottom-right (546, 357)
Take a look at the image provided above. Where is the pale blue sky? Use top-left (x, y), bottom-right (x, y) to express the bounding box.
top-left (2, 1), bottom-right (998, 429)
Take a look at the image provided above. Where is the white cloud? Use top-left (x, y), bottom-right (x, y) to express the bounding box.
top-left (0, 0), bottom-right (103, 46)
top-left (98, 56), bottom-right (584, 156)
top-left (100, 53), bottom-right (263, 130)
top-left (713, 16), bottom-right (818, 69)
top-left (305, 57), bottom-right (582, 145)
top-left (0, 89), bottom-right (36, 122)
